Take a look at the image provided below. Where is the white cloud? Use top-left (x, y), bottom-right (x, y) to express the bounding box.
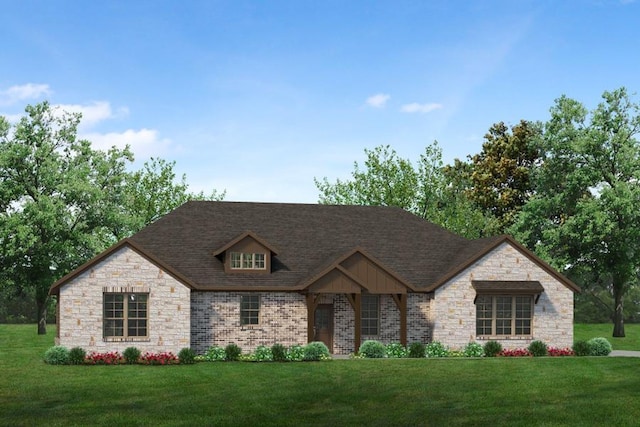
top-left (366, 93), bottom-right (390, 108)
top-left (82, 128), bottom-right (171, 160)
top-left (400, 102), bottom-right (443, 113)
top-left (54, 101), bottom-right (129, 129)
top-left (0, 83), bottom-right (52, 105)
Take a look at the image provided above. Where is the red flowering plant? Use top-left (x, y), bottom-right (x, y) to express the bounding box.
top-left (548, 347), bottom-right (575, 356)
top-left (85, 351), bottom-right (125, 365)
top-left (139, 351), bottom-right (180, 365)
top-left (498, 348), bottom-right (532, 357)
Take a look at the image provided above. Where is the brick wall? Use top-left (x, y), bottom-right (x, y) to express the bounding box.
top-left (190, 291), bottom-right (308, 354)
top-left (431, 242), bottom-right (575, 350)
top-left (57, 246), bottom-right (191, 354)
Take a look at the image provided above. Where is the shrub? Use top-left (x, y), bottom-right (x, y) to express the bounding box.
top-left (548, 347), bottom-right (574, 356)
top-left (68, 347), bottom-right (87, 365)
top-left (483, 340), bottom-right (502, 357)
top-left (499, 348), bottom-right (531, 357)
top-left (425, 341), bottom-right (449, 358)
top-left (303, 341), bottom-right (331, 361)
top-left (385, 343), bottom-right (407, 358)
top-left (178, 348), bottom-right (196, 364)
top-left (254, 345), bottom-right (273, 362)
top-left (407, 342), bottom-right (426, 358)
top-left (463, 342), bottom-right (484, 357)
top-left (359, 340), bottom-right (386, 358)
top-left (528, 340), bottom-right (548, 357)
top-left (204, 346), bottom-right (226, 361)
top-left (572, 340), bottom-right (592, 357)
top-left (271, 343), bottom-right (287, 362)
top-left (139, 352), bottom-right (179, 365)
top-left (44, 346), bottom-right (70, 365)
top-left (588, 337), bottom-right (612, 356)
top-left (287, 345), bottom-right (305, 362)
top-left (123, 347), bottom-right (141, 364)
top-left (85, 351), bottom-right (124, 365)
top-left (225, 343), bottom-right (242, 361)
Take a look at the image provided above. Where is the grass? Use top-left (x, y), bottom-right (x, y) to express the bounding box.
top-left (2, 324), bottom-right (640, 426)
top-left (574, 323), bottom-right (640, 350)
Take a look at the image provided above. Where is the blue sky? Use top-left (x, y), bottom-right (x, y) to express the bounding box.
top-left (1, 0), bottom-right (639, 203)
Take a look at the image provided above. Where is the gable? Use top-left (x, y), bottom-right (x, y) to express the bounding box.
top-left (49, 239), bottom-right (196, 296)
top-left (302, 248), bottom-right (414, 294)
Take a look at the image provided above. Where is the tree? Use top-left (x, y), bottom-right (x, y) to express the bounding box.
top-left (466, 120), bottom-right (542, 232)
top-left (315, 142), bottom-right (488, 238)
top-left (114, 158), bottom-right (225, 239)
top-left (0, 102), bottom-right (133, 334)
top-left (511, 88), bottom-right (640, 337)
top-left (0, 102), bottom-right (225, 334)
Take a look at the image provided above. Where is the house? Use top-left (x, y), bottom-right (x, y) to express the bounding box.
top-left (49, 201), bottom-right (579, 355)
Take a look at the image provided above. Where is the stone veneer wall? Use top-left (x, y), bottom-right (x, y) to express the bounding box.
top-left (57, 246), bottom-right (191, 354)
top-left (190, 291), bottom-right (307, 354)
top-left (431, 242), bottom-right (575, 350)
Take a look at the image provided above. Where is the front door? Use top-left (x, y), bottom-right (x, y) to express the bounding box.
top-left (314, 304), bottom-right (333, 353)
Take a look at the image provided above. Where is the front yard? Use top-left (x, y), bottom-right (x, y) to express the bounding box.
top-left (1, 324), bottom-right (640, 426)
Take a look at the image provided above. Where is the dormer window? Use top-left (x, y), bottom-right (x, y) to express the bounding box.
top-left (230, 252), bottom-right (266, 270)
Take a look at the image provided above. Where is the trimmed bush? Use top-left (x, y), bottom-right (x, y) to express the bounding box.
top-left (528, 340), bottom-right (548, 357)
top-left (44, 346), bottom-right (70, 365)
top-left (204, 346), bottom-right (226, 361)
top-left (225, 343), bottom-right (242, 361)
top-left (303, 341), bottom-right (331, 361)
top-left (287, 345), bottom-right (305, 362)
top-left (572, 340), bottom-right (591, 356)
top-left (588, 337), bottom-right (613, 356)
top-left (68, 347), bottom-right (87, 365)
top-left (425, 341), bottom-right (449, 358)
top-left (408, 342), bottom-right (426, 358)
top-left (254, 345), bottom-right (273, 362)
top-left (271, 344), bottom-right (287, 362)
top-left (359, 340), bottom-right (386, 358)
top-left (483, 341), bottom-right (502, 357)
top-left (385, 343), bottom-right (408, 358)
top-left (178, 348), bottom-right (196, 364)
top-left (123, 347), bottom-right (141, 364)
top-left (463, 342), bottom-right (484, 357)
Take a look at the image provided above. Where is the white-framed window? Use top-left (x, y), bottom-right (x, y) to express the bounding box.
top-left (103, 293), bottom-right (148, 339)
top-left (230, 252), bottom-right (267, 270)
top-left (240, 294), bottom-right (260, 325)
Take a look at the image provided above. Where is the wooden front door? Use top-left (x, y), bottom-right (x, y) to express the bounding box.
top-left (314, 304), bottom-right (333, 353)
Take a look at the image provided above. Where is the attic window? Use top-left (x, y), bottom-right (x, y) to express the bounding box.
top-left (230, 252), bottom-right (266, 270)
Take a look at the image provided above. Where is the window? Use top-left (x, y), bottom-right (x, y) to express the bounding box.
top-left (230, 252), bottom-right (266, 270)
top-left (103, 293), bottom-right (148, 339)
top-left (361, 294), bottom-right (379, 335)
top-left (476, 295), bottom-right (533, 337)
top-left (240, 295), bottom-right (260, 325)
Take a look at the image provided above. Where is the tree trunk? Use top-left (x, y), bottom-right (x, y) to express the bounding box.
top-left (37, 295), bottom-right (48, 335)
top-left (612, 287), bottom-right (625, 337)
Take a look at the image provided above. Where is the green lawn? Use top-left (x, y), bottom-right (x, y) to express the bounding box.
top-left (2, 325), bottom-right (640, 427)
top-left (574, 323), bottom-right (640, 350)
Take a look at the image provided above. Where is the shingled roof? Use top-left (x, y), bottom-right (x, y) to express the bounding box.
top-left (50, 201), bottom-right (580, 294)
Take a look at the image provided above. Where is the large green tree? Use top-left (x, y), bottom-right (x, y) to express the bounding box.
top-left (0, 102), bottom-right (224, 333)
top-left (511, 88), bottom-right (640, 337)
top-left (0, 102), bottom-right (133, 334)
top-left (315, 142), bottom-right (488, 238)
top-left (467, 120), bottom-right (542, 232)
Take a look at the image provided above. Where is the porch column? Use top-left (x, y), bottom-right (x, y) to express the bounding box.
top-left (346, 293), bottom-right (362, 353)
top-left (392, 293), bottom-right (408, 347)
top-left (306, 294), bottom-right (319, 343)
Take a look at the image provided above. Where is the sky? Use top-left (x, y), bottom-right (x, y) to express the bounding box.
top-left (1, 0), bottom-right (639, 203)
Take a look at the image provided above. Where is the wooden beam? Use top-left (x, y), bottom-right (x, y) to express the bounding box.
top-left (354, 293), bottom-right (361, 353)
top-left (306, 294), bottom-right (319, 343)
